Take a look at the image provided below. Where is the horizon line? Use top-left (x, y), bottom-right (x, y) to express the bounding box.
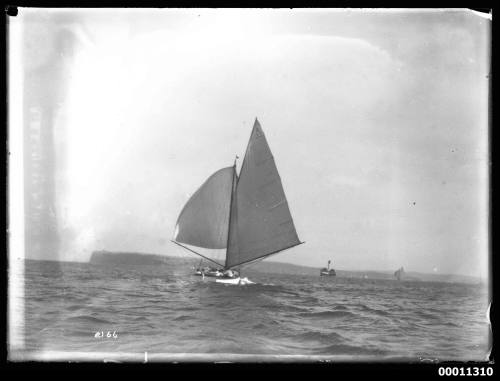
top-left (20, 254), bottom-right (485, 280)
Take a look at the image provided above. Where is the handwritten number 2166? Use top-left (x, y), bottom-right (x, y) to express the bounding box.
top-left (94, 331), bottom-right (118, 339)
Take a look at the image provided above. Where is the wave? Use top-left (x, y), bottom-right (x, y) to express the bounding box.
top-left (132, 316), bottom-right (148, 322)
top-left (353, 303), bottom-right (392, 317)
top-left (64, 328), bottom-right (97, 338)
top-left (23, 259), bottom-right (490, 360)
top-left (299, 310), bottom-right (356, 319)
top-left (66, 305), bottom-right (83, 311)
top-left (252, 323), bottom-right (267, 329)
top-left (332, 305), bottom-right (348, 310)
top-left (244, 283), bottom-right (298, 295)
top-left (272, 304), bottom-right (310, 314)
top-left (294, 295), bottom-right (322, 306)
top-left (64, 315), bottom-right (113, 325)
top-left (414, 310), bottom-right (440, 320)
top-left (173, 306), bottom-right (201, 312)
top-left (312, 343), bottom-right (389, 356)
top-left (294, 330), bottom-right (345, 343)
top-left (172, 315), bottom-right (194, 322)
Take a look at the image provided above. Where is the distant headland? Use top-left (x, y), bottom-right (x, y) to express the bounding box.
top-left (90, 250), bottom-right (170, 266)
top-left (86, 250), bottom-right (482, 285)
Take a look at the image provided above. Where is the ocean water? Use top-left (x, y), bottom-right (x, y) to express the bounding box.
top-left (16, 259), bottom-right (491, 361)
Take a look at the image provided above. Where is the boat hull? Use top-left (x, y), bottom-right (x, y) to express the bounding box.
top-left (193, 272), bottom-right (252, 284)
top-left (194, 271), bottom-right (221, 278)
top-left (320, 270), bottom-right (336, 276)
top-left (215, 277), bottom-right (254, 285)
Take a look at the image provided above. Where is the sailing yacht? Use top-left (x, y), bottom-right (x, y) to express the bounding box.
top-left (394, 267), bottom-right (405, 281)
top-left (320, 260), bottom-right (336, 276)
top-left (171, 118), bottom-right (304, 285)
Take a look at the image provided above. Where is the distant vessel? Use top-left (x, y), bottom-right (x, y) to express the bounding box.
top-left (320, 260), bottom-right (336, 276)
top-left (172, 118), bottom-right (304, 285)
top-left (394, 267), bottom-right (405, 281)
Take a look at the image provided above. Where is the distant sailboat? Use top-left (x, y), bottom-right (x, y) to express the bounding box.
top-left (320, 260), bottom-right (336, 276)
top-left (171, 118), bottom-right (304, 285)
top-left (394, 267), bottom-right (405, 281)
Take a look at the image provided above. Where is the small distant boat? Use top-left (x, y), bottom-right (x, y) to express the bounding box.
top-left (171, 118), bottom-right (304, 285)
top-left (394, 267), bottom-right (405, 281)
top-left (320, 260), bottom-right (336, 276)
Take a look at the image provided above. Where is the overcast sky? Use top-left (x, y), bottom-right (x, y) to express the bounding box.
top-left (15, 9), bottom-right (490, 278)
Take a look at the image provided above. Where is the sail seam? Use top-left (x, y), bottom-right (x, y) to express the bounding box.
top-left (269, 199), bottom-right (287, 210)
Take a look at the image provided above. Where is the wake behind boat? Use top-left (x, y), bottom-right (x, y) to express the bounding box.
top-left (171, 118), bottom-right (304, 285)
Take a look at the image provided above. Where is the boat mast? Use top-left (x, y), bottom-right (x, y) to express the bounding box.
top-left (225, 155), bottom-right (238, 270)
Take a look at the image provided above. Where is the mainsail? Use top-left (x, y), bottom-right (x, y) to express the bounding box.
top-left (172, 118), bottom-right (302, 270)
top-left (225, 120), bottom-right (301, 268)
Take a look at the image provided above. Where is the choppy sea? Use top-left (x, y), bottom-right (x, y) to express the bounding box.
top-left (14, 259), bottom-right (491, 362)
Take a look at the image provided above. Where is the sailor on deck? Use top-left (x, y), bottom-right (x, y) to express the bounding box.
top-left (223, 269), bottom-right (234, 278)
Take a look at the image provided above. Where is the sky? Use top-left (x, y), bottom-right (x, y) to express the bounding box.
top-left (13, 8), bottom-right (490, 278)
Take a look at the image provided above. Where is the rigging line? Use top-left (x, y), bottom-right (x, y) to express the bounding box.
top-left (225, 241), bottom-right (305, 270)
top-left (170, 240), bottom-right (224, 267)
top-left (225, 161), bottom-right (237, 268)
